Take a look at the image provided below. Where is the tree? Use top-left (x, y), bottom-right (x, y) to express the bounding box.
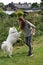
top-left (31, 2), bottom-right (39, 8)
top-left (0, 8), bottom-right (3, 12)
top-left (0, 3), bottom-right (4, 8)
top-left (40, 0), bottom-right (43, 7)
top-left (0, 3), bottom-right (4, 10)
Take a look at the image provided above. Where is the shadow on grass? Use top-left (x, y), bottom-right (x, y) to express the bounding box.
top-left (0, 51), bottom-right (28, 60)
top-left (13, 51), bottom-right (27, 57)
top-left (0, 55), bottom-right (11, 60)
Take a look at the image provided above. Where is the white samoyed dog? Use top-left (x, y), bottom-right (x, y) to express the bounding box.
top-left (1, 27), bottom-right (21, 57)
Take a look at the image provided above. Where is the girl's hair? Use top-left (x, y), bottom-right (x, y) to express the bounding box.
top-left (18, 17), bottom-right (25, 29)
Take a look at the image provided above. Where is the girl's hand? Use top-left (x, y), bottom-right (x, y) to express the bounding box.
top-left (32, 28), bottom-right (35, 36)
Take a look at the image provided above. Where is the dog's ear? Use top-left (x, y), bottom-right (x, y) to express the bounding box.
top-left (10, 28), bottom-right (12, 30)
top-left (12, 27), bottom-right (16, 30)
top-left (12, 27), bottom-right (15, 29)
top-left (9, 27), bottom-right (15, 31)
top-left (9, 27), bottom-right (12, 34)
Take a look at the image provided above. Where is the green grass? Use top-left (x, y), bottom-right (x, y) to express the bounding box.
top-left (0, 36), bottom-right (43, 65)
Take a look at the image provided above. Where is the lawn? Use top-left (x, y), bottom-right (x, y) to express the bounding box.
top-left (0, 36), bottom-right (43, 65)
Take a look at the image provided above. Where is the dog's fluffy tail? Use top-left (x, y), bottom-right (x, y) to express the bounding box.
top-left (1, 41), bottom-right (6, 50)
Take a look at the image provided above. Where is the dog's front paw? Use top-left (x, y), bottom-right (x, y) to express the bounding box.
top-left (9, 55), bottom-right (12, 58)
top-left (4, 55), bottom-right (7, 57)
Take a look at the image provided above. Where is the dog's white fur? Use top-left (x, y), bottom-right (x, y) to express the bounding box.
top-left (1, 27), bottom-right (21, 57)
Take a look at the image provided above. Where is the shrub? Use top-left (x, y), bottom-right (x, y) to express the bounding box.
top-left (16, 10), bottom-right (24, 17)
top-left (38, 10), bottom-right (43, 15)
top-left (0, 12), bottom-right (7, 18)
top-left (10, 12), bottom-right (17, 17)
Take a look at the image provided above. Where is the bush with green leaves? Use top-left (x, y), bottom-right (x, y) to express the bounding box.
top-left (10, 12), bottom-right (17, 17)
top-left (16, 9), bottom-right (24, 17)
top-left (38, 10), bottom-right (43, 15)
top-left (0, 12), bottom-right (7, 18)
